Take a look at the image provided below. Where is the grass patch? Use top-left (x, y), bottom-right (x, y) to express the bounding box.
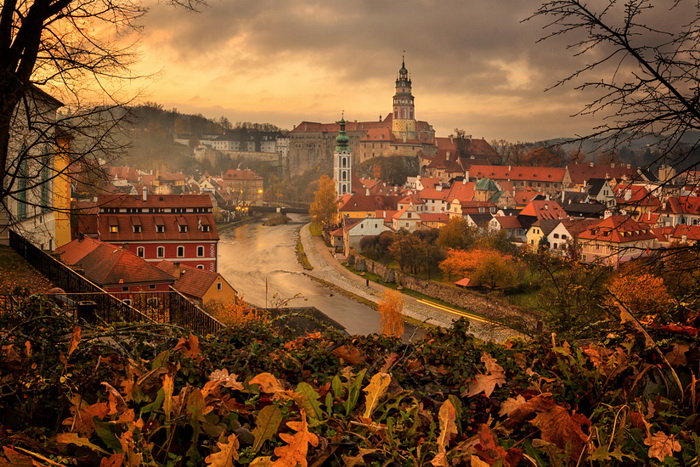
top-left (296, 238), bottom-right (313, 271)
top-left (264, 213), bottom-right (290, 226)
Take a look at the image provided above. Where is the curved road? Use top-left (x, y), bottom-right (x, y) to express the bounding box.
top-left (217, 214), bottom-right (381, 335)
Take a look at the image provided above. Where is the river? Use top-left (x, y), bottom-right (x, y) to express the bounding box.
top-left (217, 214), bottom-right (382, 335)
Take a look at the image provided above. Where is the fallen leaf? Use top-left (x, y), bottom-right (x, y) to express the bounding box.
top-left (362, 372), bottom-right (391, 419)
top-left (250, 373), bottom-right (285, 394)
top-left (430, 399), bottom-right (458, 466)
top-left (101, 382), bottom-right (127, 416)
top-left (644, 431), bottom-right (681, 462)
top-left (56, 433), bottom-right (109, 454)
top-left (273, 412), bottom-right (319, 467)
top-left (173, 333), bottom-right (201, 359)
top-left (204, 433), bottom-right (239, 467)
top-left (99, 453), bottom-right (124, 467)
top-left (464, 352), bottom-right (506, 398)
top-left (209, 369), bottom-right (244, 390)
top-left (665, 343), bottom-right (689, 367)
top-left (530, 404), bottom-right (591, 461)
top-left (499, 394), bottom-right (527, 417)
top-left (62, 396), bottom-right (110, 437)
top-left (331, 345), bottom-right (362, 364)
top-left (1, 446), bottom-right (34, 466)
top-left (68, 326), bottom-right (81, 356)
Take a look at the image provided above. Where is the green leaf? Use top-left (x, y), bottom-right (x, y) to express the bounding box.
top-left (332, 374), bottom-right (344, 400)
top-left (151, 350), bottom-right (171, 370)
top-left (345, 368), bottom-right (366, 416)
top-left (141, 388), bottom-right (164, 415)
top-left (325, 392), bottom-right (334, 414)
top-left (251, 405), bottom-right (283, 453)
top-left (94, 418), bottom-right (122, 452)
top-left (294, 382), bottom-right (324, 422)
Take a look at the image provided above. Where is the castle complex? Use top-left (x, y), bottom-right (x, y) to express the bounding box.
top-left (288, 58), bottom-right (437, 177)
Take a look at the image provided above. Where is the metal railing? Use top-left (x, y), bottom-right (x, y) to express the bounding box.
top-left (9, 231), bottom-right (225, 334)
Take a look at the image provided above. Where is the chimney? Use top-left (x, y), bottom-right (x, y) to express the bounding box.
top-left (465, 170), bottom-right (470, 182)
top-left (446, 151), bottom-right (450, 161)
top-left (366, 188), bottom-right (370, 196)
top-left (611, 162), bottom-right (615, 168)
top-left (142, 185), bottom-right (147, 202)
top-left (589, 161), bottom-right (594, 167)
top-left (508, 165), bottom-right (512, 172)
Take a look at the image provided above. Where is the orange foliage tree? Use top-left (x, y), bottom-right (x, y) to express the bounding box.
top-left (608, 272), bottom-right (673, 322)
top-left (378, 289), bottom-right (404, 338)
top-left (208, 295), bottom-right (268, 326)
top-left (439, 248), bottom-right (518, 289)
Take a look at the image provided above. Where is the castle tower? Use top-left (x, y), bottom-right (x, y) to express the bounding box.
top-left (391, 56), bottom-right (416, 142)
top-left (333, 117), bottom-right (352, 196)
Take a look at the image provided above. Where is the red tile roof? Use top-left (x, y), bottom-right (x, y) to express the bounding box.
top-left (567, 163), bottom-right (638, 186)
top-left (156, 261), bottom-right (232, 299)
top-left (670, 224), bottom-right (700, 242)
top-left (468, 165), bottom-right (567, 182)
top-left (519, 200), bottom-right (567, 220)
top-left (578, 215), bottom-right (656, 243)
top-left (445, 181), bottom-right (476, 203)
top-left (57, 239), bottom-right (174, 286)
top-left (338, 193), bottom-right (402, 212)
top-left (656, 196), bottom-right (700, 215)
top-left (493, 216), bottom-right (523, 229)
top-left (614, 184), bottom-right (660, 207)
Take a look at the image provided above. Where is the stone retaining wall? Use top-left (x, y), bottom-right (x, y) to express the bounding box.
top-left (353, 255), bottom-right (541, 334)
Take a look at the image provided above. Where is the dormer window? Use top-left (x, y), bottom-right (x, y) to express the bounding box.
top-left (157, 225), bottom-right (164, 233)
top-left (133, 225), bottom-right (141, 233)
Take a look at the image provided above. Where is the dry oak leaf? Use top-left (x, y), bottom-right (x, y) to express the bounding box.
top-left (644, 431), bottom-right (681, 462)
top-left (250, 373), bottom-right (285, 394)
top-left (173, 333), bottom-right (202, 359)
top-left (362, 372), bottom-right (392, 419)
top-left (473, 423), bottom-right (521, 466)
top-left (205, 433), bottom-right (240, 467)
top-left (273, 412), bottom-right (319, 467)
top-left (506, 393), bottom-right (590, 461)
top-left (665, 343), bottom-right (690, 367)
top-left (331, 345), bottom-right (362, 364)
top-left (209, 369), bottom-right (244, 390)
top-left (463, 352), bottom-right (506, 398)
top-left (62, 396), bottom-right (110, 438)
top-left (530, 404), bottom-right (591, 461)
top-left (67, 326), bottom-right (81, 356)
top-left (430, 399), bottom-right (458, 467)
top-left (498, 394), bottom-right (527, 418)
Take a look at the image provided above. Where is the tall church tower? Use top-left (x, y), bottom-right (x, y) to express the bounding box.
top-left (391, 56), bottom-right (416, 142)
top-left (333, 117), bottom-right (352, 196)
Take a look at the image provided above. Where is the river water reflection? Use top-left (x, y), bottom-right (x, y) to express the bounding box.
top-left (217, 214), bottom-right (381, 335)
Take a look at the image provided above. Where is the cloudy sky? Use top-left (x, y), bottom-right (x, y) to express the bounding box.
top-left (126, 0), bottom-right (674, 142)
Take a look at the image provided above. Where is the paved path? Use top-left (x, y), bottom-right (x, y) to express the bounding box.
top-left (299, 224), bottom-right (526, 342)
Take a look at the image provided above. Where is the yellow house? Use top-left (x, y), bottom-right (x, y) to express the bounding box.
top-left (53, 132), bottom-right (72, 248)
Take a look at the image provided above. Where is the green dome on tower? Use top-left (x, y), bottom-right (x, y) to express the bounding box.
top-left (335, 118), bottom-right (349, 151)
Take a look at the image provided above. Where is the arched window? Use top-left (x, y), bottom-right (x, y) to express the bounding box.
top-left (157, 246), bottom-right (164, 258)
top-left (136, 247), bottom-right (145, 258)
top-left (177, 246), bottom-right (184, 257)
top-left (197, 246), bottom-right (204, 257)
top-left (197, 265), bottom-right (204, 270)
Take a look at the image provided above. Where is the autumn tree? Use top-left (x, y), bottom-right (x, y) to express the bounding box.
top-left (439, 248), bottom-right (518, 289)
top-left (378, 289), bottom-right (404, 338)
top-left (607, 271), bottom-right (672, 323)
top-left (436, 217), bottom-right (477, 251)
top-left (309, 175), bottom-right (338, 230)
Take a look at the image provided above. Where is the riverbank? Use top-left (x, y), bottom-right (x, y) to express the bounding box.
top-left (297, 223), bottom-right (527, 342)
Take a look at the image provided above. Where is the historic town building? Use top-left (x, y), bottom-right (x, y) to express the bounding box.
top-left (333, 118), bottom-right (352, 196)
top-left (95, 192), bottom-right (219, 272)
top-left (288, 58), bottom-right (436, 177)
